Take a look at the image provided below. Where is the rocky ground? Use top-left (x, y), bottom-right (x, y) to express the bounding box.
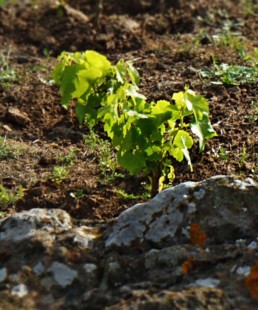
top-left (0, 0), bottom-right (257, 309)
top-left (0, 176), bottom-right (258, 309)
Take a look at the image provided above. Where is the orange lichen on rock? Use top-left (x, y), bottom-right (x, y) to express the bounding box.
top-left (182, 257), bottom-right (195, 275)
top-left (189, 223), bottom-right (206, 246)
top-left (245, 263), bottom-right (258, 299)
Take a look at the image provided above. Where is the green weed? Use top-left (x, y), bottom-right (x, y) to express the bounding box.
top-left (200, 61), bottom-right (258, 85)
top-left (70, 189), bottom-right (84, 200)
top-left (238, 147), bottom-right (249, 168)
top-left (116, 189), bottom-right (140, 200)
top-left (0, 136), bottom-right (17, 160)
top-left (0, 0), bottom-right (19, 5)
top-left (84, 127), bottom-right (117, 181)
top-left (56, 148), bottom-right (79, 165)
top-left (50, 166), bottom-right (69, 184)
top-left (249, 101), bottom-right (258, 122)
top-left (215, 147), bottom-right (230, 160)
top-left (212, 22), bottom-right (243, 50)
top-left (0, 185), bottom-right (24, 209)
top-left (241, 0), bottom-right (258, 16)
top-left (0, 50), bottom-right (18, 87)
top-left (252, 166), bottom-right (258, 180)
top-left (239, 48), bottom-right (258, 66)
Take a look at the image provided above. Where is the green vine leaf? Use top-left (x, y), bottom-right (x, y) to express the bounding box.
top-left (170, 130), bottom-right (194, 169)
top-left (117, 150), bottom-right (145, 175)
top-left (191, 112), bottom-right (218, 152)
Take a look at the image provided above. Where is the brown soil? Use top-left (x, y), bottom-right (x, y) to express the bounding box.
top-left (0, 0), bottom-right (257, 222)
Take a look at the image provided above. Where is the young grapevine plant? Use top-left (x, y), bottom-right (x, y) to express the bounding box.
top-left (53, 50), bottom-right (217, 196)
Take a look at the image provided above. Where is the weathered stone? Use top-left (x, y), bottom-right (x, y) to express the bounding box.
top-left (83, 263), bottom-right (98, 273)
top-left (105, 176), bottom-right (258, 250)
top-left (0, 176), bottom-right (257, 309)
top-left (236, 266), bottom-right (251, 277)
top-left (106, 261), bottom-right (123, 286)
top-left (194, 278), bottom-right (221, 288)
top-left (0, 268), bottom-right (7, 282)
top-left (48, 261), bottom-right (78, 288)
top-left (0, 208), bottom-right (72, 242)
top-left (100, 260), bottom-right (124, 290)
top-left (40, 293), bottom-right (55, 306)
top-left (33, 261), bottom-right (45, 276)
top-left (40, 276), bottom-right (56, 290)
top-left (11, 284), bottom-right (29, 298)
top-left (72, 226), bottom-right (101, 249)
top-left (145, 245), bottom-right (188, 269)
top-left (82, 263), bottom-right (99, 287)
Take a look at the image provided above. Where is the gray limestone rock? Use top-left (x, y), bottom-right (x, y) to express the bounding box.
top-left (11, 283), bottom-right (29, 298)
top-left (48, 261), bottom-right (78, 288)
top-left (105, 176), bottom-right (258, 250)
top-left (82, 263), bottom-right (99, 287)
top-left (0, 208), bottom-right (72, 242)
top-left (0, 268), bottom-right (7, 282)
top-left (0, 176), bottom-right (257, 309)
top-left (145, 245), bottom-right (188, 269)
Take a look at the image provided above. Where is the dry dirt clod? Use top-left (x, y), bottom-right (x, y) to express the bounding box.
top-left (6, 107), bottom-right (30, 126)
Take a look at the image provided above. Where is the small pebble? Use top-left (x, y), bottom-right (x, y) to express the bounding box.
top-left (11, 283), bottom-right (29, 298)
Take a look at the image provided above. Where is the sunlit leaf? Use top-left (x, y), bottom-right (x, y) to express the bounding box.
top-left (174, 130), bottom-right (194, 149)
top-left (126, 84), bottom-right (146, 99)
top-left (127, 62), bottom-right (141, 84)
top-left (77, 68), bottom-right (103, 85)
top-left (151, 100), bottom-right (171, 114)
top-left (187, 91), bottom-right (209, 121)
top-left (170, 146), bottom-right (184, 162)
top-left (115, 61), bottom-right (129, 84)
top-left (172, 91), bottom-right (186, 109)
top-left (191, 112), bottom-right (217, 152)
top-left (85, 50), bottom-right (111, 74)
